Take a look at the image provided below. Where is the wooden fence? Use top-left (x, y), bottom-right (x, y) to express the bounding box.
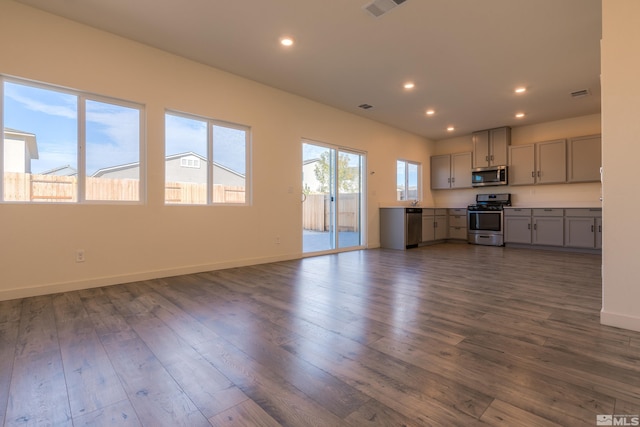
top-left (3, 172), bottom-right (245, 203)
top-left (303, 193), bottom-right (360, 232)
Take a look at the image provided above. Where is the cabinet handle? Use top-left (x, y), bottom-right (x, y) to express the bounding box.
top-left (452, 177), bottom-right (455, 183)
top-left (591, 225), bottom-right (594, 232)
top-left (599, 225), bottom-right (602, 232)
top-left (448, 177), bottom-right (451, 183)
top-left (491, 155), bottom-right (494, 161)
top-left (486, 155), bottom-right (489, 162)
top-left (537, 171), bottom-right (541, 177)
top-left (533, 224), bottom-right (537, 230)
top-left (531, 171), bottom-right (535, 178)
top-left (434, 222), bottom-right (437, 228)
top-left (527, 223), bottom-right (531, 230)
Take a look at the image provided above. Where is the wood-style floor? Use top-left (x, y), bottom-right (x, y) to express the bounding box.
top-left (1, 243), bottom-right (639, 426)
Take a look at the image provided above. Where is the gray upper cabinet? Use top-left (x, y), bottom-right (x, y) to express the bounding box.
top-left (430, 152), bottom-right (472, 189)
top-left (451, 152), bottom-right (472, 188)
top-left (567, 134), bottom-right (602, 183)
top-left (430, 154), bottom-right (451, 190)
top-left (536, 139), bottom-right (567, 184)
top-left (508, 144), bottom-right (536, 186)
top-left (509, 139), bottom-right (567, 185)
top-left (472, 127), bottom-right (510, 168)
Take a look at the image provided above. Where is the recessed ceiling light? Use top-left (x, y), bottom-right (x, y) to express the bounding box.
top-left (280, 37), bottom-right (294, 47)
top-left (447, 126), bottom-right (455, 132)
top-left (426, 109), bottom-right (435, 116)
top-left (515, 87), bottom-right (527, 94)
top-left (403, 82), bottom-right (415, 90)
top-left (515, 112), bottom-right (525, 118)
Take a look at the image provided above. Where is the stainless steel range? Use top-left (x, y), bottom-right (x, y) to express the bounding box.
top-left (467, 193), bottom-right (511, 246)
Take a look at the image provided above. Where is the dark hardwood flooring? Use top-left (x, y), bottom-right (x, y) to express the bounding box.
top-left (1, 243), bottom-right (639, 426)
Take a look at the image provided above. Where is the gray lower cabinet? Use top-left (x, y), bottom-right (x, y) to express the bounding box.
top-left (422, 213), bottom-right (435, 242)
top-left (505, 207), bottom-right (601, 250)
top-left (504, 209), bottom-right (532, 243)
top-left (448, 208), bottom-right (467, 240)
top-left (564, 208), bottom-right (602, 248)
top-left (532, 209), bottom-right (564, 246)
top-left (422, 209), bottom-right (447, 242)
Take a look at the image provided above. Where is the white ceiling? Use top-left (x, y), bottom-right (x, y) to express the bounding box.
top-left (14, 0), bottom-right (602, 141)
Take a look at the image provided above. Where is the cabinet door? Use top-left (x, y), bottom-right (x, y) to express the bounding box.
top-left (508, 144), bottom-right (536, 186)
top-left (536, 139), bottom-right (567, 184)
top-left (595, 218), bottom-right (602, 249)
top-left (504, 216), bottom-right (532, 244)
top-left (448, 226), bottom-right (467, 240)
top-left (449, 214), bottom-right (466, 227)
top-left (422, 215), bottom-right (435, 242)
top-left (564, 217), bottom-right (596, 248)
top-left (489, 127), bottom-right (510, 166)
top-left (430, 155), bottom-right (451, 189)
top-left (568, 135), bottom-right (601, 183)
top-left (533, 216), bottom-right (564, 246)
top-left (472, 131), bottom-right (490, 168)
top-left (434, 215), bottom-right (448, 240)
top-left (451, 152), bottom-right (472, 188)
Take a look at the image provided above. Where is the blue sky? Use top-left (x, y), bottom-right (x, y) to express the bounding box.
top-left (4, 81), bottom-right (246, 176)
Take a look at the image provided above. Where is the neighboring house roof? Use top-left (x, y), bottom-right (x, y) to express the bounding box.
top-left (40, 165), bottom-right (78, 176)
top-left (91, 151), bottom-right (245, 178)
top-left (4, 128), bottom-right (38, 159)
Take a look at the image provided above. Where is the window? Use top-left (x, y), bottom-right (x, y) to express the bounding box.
top-left (397, 159), bottom-right (421, 201)
top-left (180, 157), bottom-right (200, 168)
top-left (165, 111), bottom-right (249, 205)
top-left (1, 77), bottom-right (144, 202)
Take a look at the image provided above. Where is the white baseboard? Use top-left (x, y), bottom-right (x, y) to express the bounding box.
top-left (0, 253), bottom-right (301, 302)
top-left (601, 309), bottom-right (640, 333)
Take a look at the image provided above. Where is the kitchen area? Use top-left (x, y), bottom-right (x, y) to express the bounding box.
top-left (380, 120), bottom-right (603, 254)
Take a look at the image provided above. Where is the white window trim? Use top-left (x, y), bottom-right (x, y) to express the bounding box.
top-left (1, 75), bottom-right (146, 204)
top-left (165, 109), bottom-right (251, 206)
top-left (397, 159), bottom-right (422, 202)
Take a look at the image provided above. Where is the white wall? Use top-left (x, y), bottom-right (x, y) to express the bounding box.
top-left (600, 1), bottom-right (640, 331)
top-left (3, 138), bottom-right (25, 173)
top-left (431, 114), bottom-right (602, 208)
top-left (0, 1), bottom-right (433, 300)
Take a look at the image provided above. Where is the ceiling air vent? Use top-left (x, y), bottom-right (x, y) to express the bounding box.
top-left (364, 0), bottom-right (407, 18)
top-left (358, 104), bottom-right (374, 110)
top-left (570, 89), bottom-right (591, 98)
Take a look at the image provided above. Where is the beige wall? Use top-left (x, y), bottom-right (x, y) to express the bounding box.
top-left (601, 1), bottom-right (640, 331)
top-left (4, 1), bottom-right (636, 336)
top-left (0, 1), bottom-right (433, 300)
top-left (431, 114), bottom-right (602, 209)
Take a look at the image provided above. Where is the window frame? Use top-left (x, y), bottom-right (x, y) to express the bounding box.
top-left (396, 159), bottom-right (422, 202)
top-left (164, 109), bottom-right (251, 206)
top-left (1, 75), bottom-right (146, 204)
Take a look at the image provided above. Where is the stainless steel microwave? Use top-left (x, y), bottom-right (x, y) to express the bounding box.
top-left (471, 165), bottom-right (508, 187)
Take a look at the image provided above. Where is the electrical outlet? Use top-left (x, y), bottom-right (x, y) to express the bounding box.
top-left (76, 249), bottom-right (85, 263)
top-left (275, 236), bottom-right (281, 245)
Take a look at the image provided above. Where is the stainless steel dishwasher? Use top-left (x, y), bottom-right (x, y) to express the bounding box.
top-left (405, 207), bottom-right (423, 248)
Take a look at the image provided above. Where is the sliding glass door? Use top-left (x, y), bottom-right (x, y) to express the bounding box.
top-left (302, 141), bottom-right (365, 254)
